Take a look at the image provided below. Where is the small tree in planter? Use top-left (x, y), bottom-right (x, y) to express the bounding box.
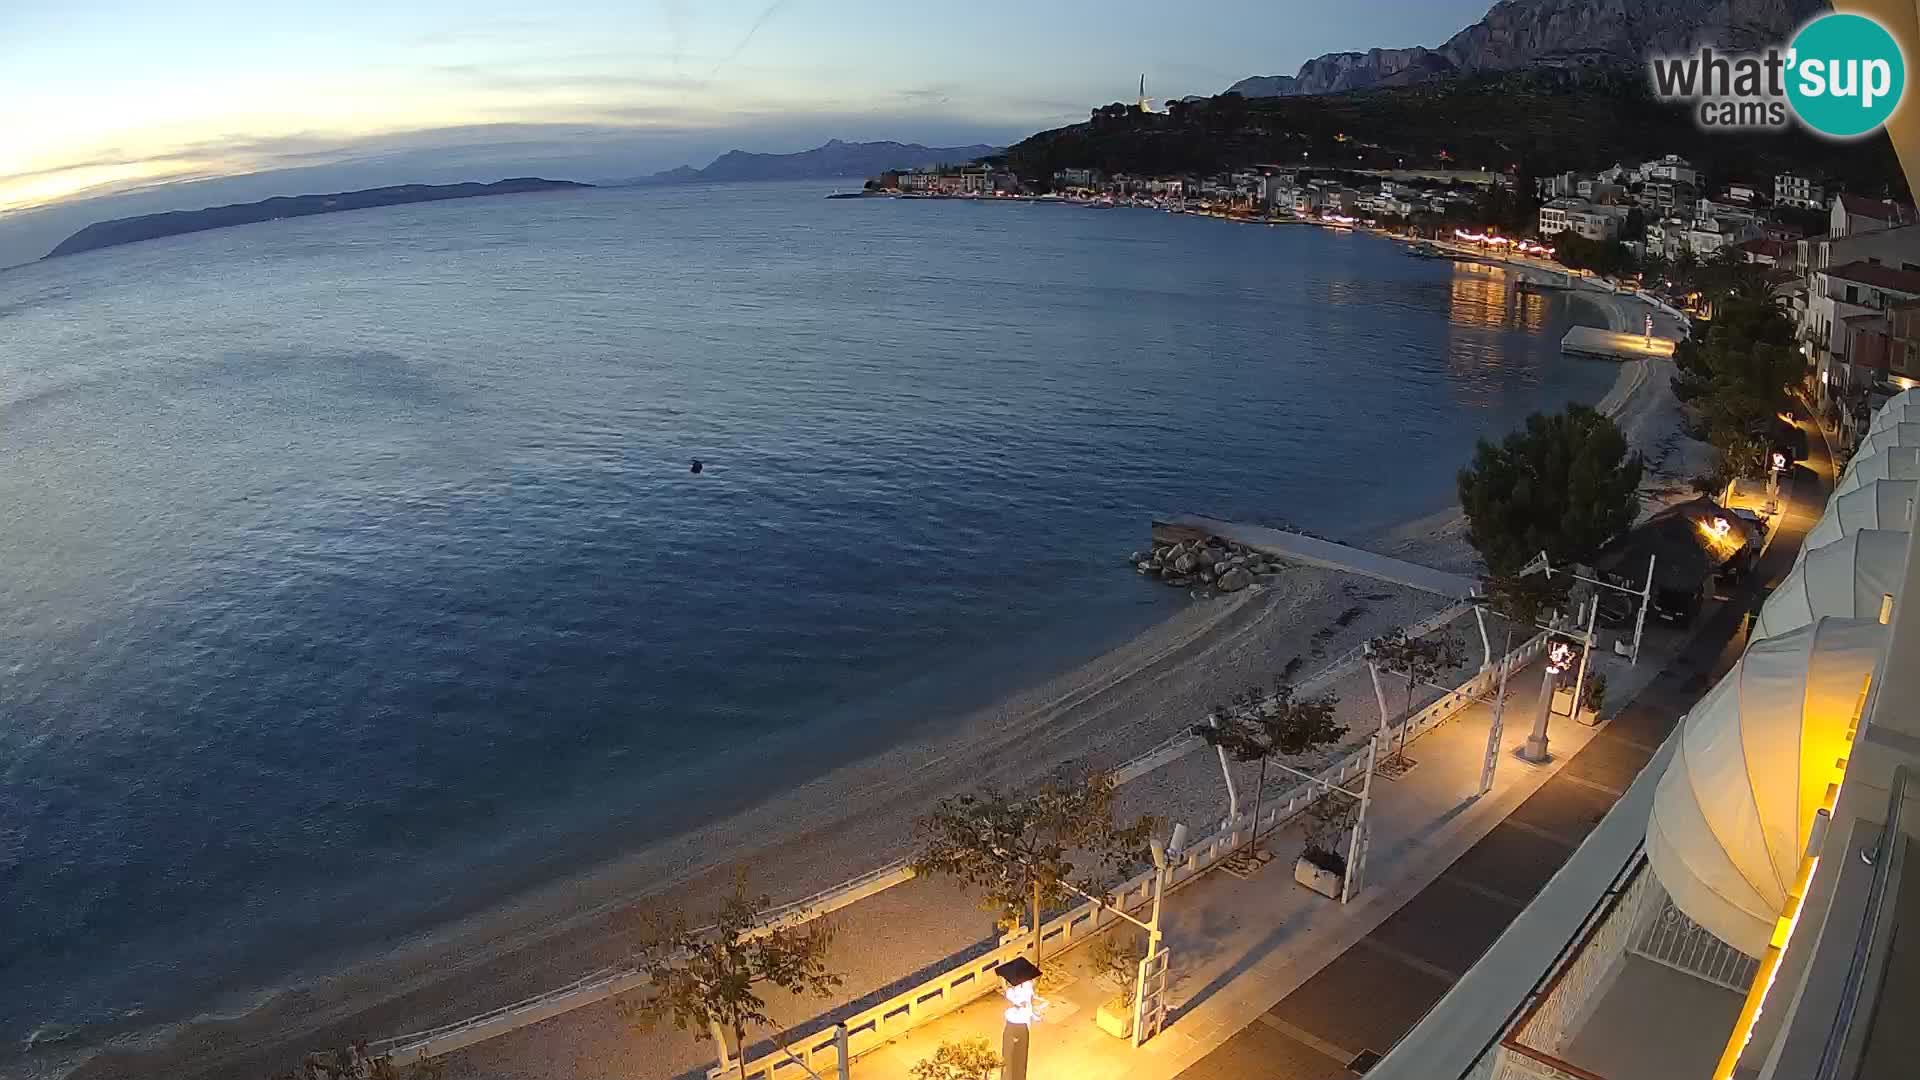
top-left (1192, 682), bottom-right (1344, 863)
top-left (1294, 792), bottom-right (1360, 900)
top-left (614, 871), bottom-right (843, 1079)
top-left (1582, 669), bottom-right (1608, 719)
top-left (1368, 628), bottom-right (1467, 764)
top-left (911, 1039), bottom-right (1003, 1080)
top-left (912, 773), bottom-right (1155, 962)
top-left (1088, 929), bottom-right (1148, 1038)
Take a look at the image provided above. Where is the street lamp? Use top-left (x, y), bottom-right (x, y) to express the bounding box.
top-left (996, 956), bottom-right (1042, 1080)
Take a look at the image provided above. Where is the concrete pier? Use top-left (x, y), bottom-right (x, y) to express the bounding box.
top-left (1153, 514), bottom-right (1478, 599)
top-left (1562, 325), bottom-right (1677, 361)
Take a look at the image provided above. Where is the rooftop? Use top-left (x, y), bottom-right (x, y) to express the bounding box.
top-left (1825, 260), bottom-right (1920, 293)
top-left (1838, 192), bottom-right (1913, 222)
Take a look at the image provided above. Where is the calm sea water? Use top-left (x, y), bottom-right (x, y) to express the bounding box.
top-left (0, 181), bottom-right (1615, 1059)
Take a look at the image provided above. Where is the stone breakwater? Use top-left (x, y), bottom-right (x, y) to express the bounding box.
top-left (1131, 536), bottom-right (1278, 593)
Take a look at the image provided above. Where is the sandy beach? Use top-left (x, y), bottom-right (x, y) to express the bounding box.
top-left (49, 271), bottom-right (1699, 1080)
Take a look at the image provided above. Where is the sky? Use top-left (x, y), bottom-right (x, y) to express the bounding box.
top-left (0, 0), bottom-right (1492, 260)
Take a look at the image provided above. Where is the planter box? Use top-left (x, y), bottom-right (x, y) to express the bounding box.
top-left (1096, 997), bottom-right (1134, 1039)
top-left (1295, 856), bottom-right (1344, 899)
top-left (1551, 687), bottom-right (1575, 716)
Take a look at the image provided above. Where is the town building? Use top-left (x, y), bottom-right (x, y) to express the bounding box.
top-left (1833, 193), bottom-right (1915, 237)
top-left (1802, 260), bottom-right (1920, 397)
top-left (1641, 178), bottom-right (1698, 212)
top-left (1639, 153), bottom-right (1699, 187)
top-left (1578, 179), bottom-right (1626, 203)
top-left (1775, 172), bottom-right (1826, 209)
top-left (1537, 198), bottom-right (1621, 242)
top-left (1847, 297), bottom-right (1920, 390)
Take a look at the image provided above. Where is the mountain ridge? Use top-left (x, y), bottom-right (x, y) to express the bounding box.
top-left (1226, 0), bottom-right (1826, 98)
top-left (621, 139), bottom-right (1002, 185)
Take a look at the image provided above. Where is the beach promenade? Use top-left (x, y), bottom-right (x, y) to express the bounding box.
top-left (842, 412), bottom-right (1829, 1080)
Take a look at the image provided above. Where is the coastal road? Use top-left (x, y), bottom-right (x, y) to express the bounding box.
top-left (1172, 413), bottom-right (1833, 1080)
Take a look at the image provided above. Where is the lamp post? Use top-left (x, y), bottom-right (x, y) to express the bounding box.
top-left (995, 956), bottom-right (1042, 1080)
top-left (1521, 637), bottom-right (1575, 763)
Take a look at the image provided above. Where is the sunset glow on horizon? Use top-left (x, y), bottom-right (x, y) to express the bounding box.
top-left (1, 0), bottom-right (1492, 215)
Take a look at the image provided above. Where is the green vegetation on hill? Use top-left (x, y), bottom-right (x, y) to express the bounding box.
top-left (1006, 70), bottom-right (1908, 200)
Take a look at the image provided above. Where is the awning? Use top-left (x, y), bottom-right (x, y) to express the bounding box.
top-left (1804, 479), bottom-right (1916, 554)
top-left (1754, 530), bottom-right (1904, 643)
top-left (1835, 445), bottom-right (1920, 498)
top-left (1848, 421), bottom-right (1920, 463)
top-left (1646, 617), bottom-right (1884, 956)
top-left (1869, 388), bottom-right (1920, 432)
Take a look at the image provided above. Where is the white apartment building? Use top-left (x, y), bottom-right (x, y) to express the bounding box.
top-left (1537, 198), bottom-right (1621, 242)
top-left (1776, 172), bottom-right (1825, 209)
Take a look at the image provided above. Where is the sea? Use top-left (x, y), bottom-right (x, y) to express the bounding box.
top-left (0, 180), bottom-right (1618, 1070)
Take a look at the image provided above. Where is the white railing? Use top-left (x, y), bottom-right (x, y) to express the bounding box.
top-left (716, 625), bottom-right (1544, 1080)
top-left (374, 599), bottom-right (1493, 1067)
top-left (1474, 858), bottom-right (1655, 1080)
top-left (1628, 880), bottom-right (1758, 992)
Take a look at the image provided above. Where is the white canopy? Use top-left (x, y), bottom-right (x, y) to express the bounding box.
top-left (1647, 617), bottom-right (1884, 957)
top-left (1836, 445), bottom-right (1920, 497)
top-left (1869, 389), bottom-right (1920, 433)
top-left (1848, 422), bottom-right (1920, 463)
top-left (1807, 479), bottom-right (1917, 553)
top-left (1755, 530), bottom-right (1904, 642)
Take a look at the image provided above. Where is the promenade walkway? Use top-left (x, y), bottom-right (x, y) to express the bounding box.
top-left (852, 416), bottom-right (1829, 1080)
top-left (1172, 413), bottom-right (1830, 1080)
top-left (1156, 515), bottom-right (1478, 599)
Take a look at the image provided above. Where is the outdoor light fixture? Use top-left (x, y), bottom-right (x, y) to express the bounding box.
top-left (1546, 640), bottom-right (1576, 675)
top-left (995, 956), bottom-right (1043, 1080)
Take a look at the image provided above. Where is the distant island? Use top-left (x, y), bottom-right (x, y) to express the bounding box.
top-left (622, 139), bottom-right (1001, 186)
top-left (44, 178), bottom-right (591, 259)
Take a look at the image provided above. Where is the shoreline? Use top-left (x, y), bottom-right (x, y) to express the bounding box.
top-left (47, 232), bottom-right (1693, 1080)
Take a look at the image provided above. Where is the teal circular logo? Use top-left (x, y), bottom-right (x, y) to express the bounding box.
top-left (1788, 13), bottom-right (1906, 138)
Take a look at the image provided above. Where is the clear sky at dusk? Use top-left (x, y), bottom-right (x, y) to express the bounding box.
top-left (1, 0), bottom-right (1492, 218)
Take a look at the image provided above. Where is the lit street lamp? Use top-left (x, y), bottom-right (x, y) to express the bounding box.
top-left (1521, 638), bottom-right (1573, 762)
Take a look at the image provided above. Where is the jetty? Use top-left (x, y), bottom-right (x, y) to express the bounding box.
top-left (1152, 513), bottom-right (1478, 598)
top-left (1561, 325), bottom-right (1677, 360)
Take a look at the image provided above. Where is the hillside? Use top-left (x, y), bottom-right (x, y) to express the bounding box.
top-left (625, 139), bottom-right (1001, 185)
top-left (1010, 69), bottom-right (1906, 197)
top-left (45, 178), bottom-right (590, 259)
top-left (1227, 0), bottom-right (1826, 97)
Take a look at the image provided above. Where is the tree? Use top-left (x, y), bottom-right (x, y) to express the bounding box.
top-left (911, 1039), bottom-right (1003, 1080)
top-left (1477, 569), bottom-right (1570, 629)
top-left (1192, 682), bottom-right (1344, 859)
top-left (1300, 788), bottom-right (1360, 873)
top-left (615, 872), bottom-right (843, 1079)
top-left (1366, 628), bottom-right (1467, 762)
top-left (912, 774), bottom-right (1155, 960)
top-left (1673, 291), bottom-right (1799, 477)
top-left (1620, 206), bottom-right (1646, 242)
top-left (1457, 404), bottom-right (1644, 576)
top-left (1554, 233), bottom-right (1638, 278)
